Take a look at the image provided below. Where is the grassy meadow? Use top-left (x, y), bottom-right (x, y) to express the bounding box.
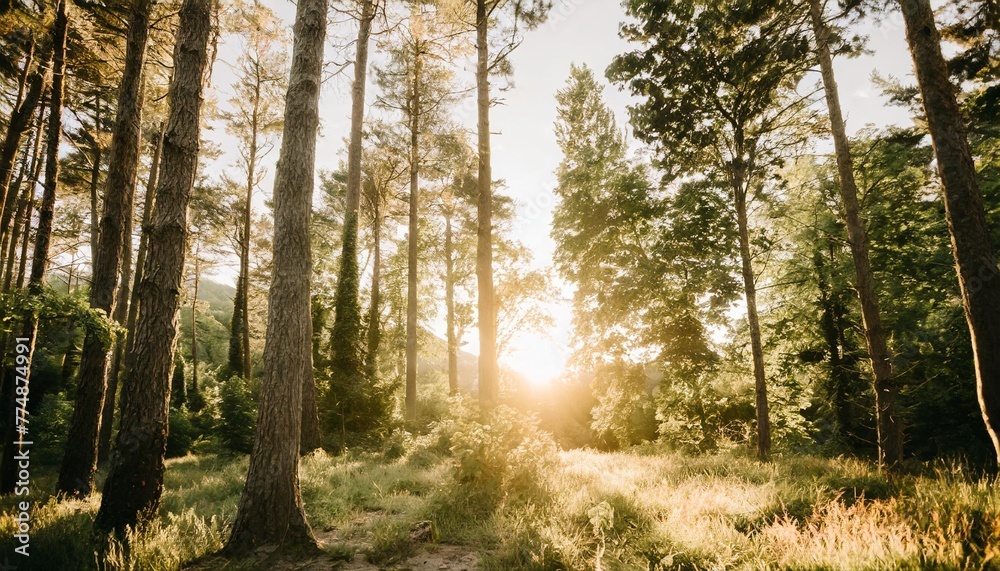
top-left (2, 406), bottom-right (1000, 571)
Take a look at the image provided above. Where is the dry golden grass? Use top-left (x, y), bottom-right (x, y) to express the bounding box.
top-left (2, 445), bottom-right (999, 570)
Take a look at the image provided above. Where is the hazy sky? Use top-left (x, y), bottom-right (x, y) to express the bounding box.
top-left (208, 0), bottom-right (921, 383)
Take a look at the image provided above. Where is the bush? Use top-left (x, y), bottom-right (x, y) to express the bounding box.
top-left (434, 397), bottom-right (558, 514)
top-left (166, 407), bottom-right (198, 458)
top-left (655, 362), bottom-right (757, 453)
top-left (33, 391), bottom-right (74, 464)
top-left (219, 376), bottom-right (256, 454)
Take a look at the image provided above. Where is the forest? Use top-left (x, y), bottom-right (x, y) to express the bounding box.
top-left (0, 0), bottom-right (999, 568)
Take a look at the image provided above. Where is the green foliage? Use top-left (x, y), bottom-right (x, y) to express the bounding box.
top-left (171, 353), bottom-right (187, 409)
top-left (434, 398), bottom-right (558, 514)
top-left (227, 274), bottom-right (246, 377)
top-left (589, 359), bottom-right (656, 449)
top-left (166, 407), bottom-right (198, 458)
top-left (859, 128), bottom-right (990, 463)
top-left (608, 0), bottom-right (812, 179)
top-left (553, 65), bottom-right (740, 453)
top-left (7, 447), bottom-right (1000, 570)
top-left (218, 376), bottom-right (256, 454)
top-left (0, 287), bottom-right (121, 347)
top-left (329, 211), bottom-right (365, 379)
top-left (759, 128), bottom-right (993, 462)
top-left (178, 291), bottom-right (231, 373)
top-left (33, 391), bottom-right (74, 464)
top-left (321, 212), bottom-right (395, 450)
top-left (656, 362), bottom-right (756, 453)
top-left (365, 520), bottom-right (417, 565)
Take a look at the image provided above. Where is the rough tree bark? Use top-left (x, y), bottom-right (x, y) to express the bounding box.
top-left (99, 125), bottom-right (164, 464)
top-left (99, 201), bottom-right (133, 465)
top-left (0, 0), bottom-right (67, 495)
top-left (223, 0), bottom-right (326, 555)
top-left (809, 0), bottom-right (902, 467)
top-left (476, 0), bottom-right (499, 409)
top-left (2, 159), bottom-right (37, 292)
top-left (12, 39), bottom-right (34, 110)
top-left (58, 0), bottom-right (154, 498)
top-left (94, 0), bottom-right (212, 532)
top-left (898, 0), bottom-right (1000, 463)
top-left (125, 124), bottom-right (164, 346)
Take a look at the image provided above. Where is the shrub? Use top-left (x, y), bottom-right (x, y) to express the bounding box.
top-left (33, 391), bottom-right (74, 464)
top-left (166, 407), bottom-right (198, 458)
top-left (218, 376), bottom-right (256, 454)
top-left (436, 397), bottom-right (558, 514)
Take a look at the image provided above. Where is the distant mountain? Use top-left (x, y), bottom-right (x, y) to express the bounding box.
top-left (416, 328), bottom-right (479, 392)
top-left (195, 279), bottom-right (236, 326)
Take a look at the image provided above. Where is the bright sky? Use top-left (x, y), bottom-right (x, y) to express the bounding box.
top-left (207, 0), bottom-right (919, 385)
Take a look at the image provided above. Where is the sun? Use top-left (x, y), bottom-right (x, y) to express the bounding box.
top-left (502, 334), bottom-right (568, 387)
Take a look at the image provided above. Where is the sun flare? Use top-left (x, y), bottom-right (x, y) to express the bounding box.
top-left (503, 334), bottom-right (568, 387)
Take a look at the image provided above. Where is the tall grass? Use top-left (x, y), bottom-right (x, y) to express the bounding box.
top-left (2, 441), bottom-right (1000, 569)
top-left (478, 450), bottom-right (1000, 570)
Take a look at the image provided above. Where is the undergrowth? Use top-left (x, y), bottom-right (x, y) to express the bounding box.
top-left (2, 405), bottom-right (1000, 570)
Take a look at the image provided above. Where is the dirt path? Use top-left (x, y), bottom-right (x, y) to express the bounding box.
top-left (334, 544), bottom-right (479, 570)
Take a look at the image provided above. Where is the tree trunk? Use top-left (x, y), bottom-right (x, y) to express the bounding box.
top-left (241, 244), bottom-right (251, 381)
top-left (14, 195), bottom-right (31, 290)
top-left (898, 0), bottom-right (1000, 464)
top-left (405, 50), bottom-right (421, 421)
top-left (229, 273), bottom-right (246, 375)
top-left (810, 0), bottom-right (902, 467)
top-left (345, 0), bottom-right (374, 218)
top-left (2, 177), bottom-right (33, 292)
top-left (0, 59), bottom-right (47, 240)
top-left (3, 105), bottom-right (44, 292)
top-left (0, 110), bottom-right (36, 255)
top-left (1, 106), bottom-right (43, 290)
top-left (324, 0), bottom-right (375, 449)
top-left (733, 170), bottom-right (770, 461)
top-left (88, 94), bottom-right (103, 263)
top-left (445, 207), bottom-right (458, 395)
top-left (99, 176), bottom-right (135, 466)
top-left (58, 0), bottom-right (154, 498)
top-left (0, 0), bottom-right (67, 495)
top-left (239, 62), bottom-right (260, 382)
top-left (224, 0), bottom-right (326, 555)
top-left (107, 123), bottom-right (164, 431)
top-left (125, 124), bottom-right (164, 350)
top-left (300, 333), bottom-right (320, 455)
top-left (94, 0), bottom-right (212, 532)
top-left (365, 206), bottom-right (381, 382)
top-left (13, 40), bottom-right (34, 110)
top-left (476, 0), bottom-right (499, 410)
